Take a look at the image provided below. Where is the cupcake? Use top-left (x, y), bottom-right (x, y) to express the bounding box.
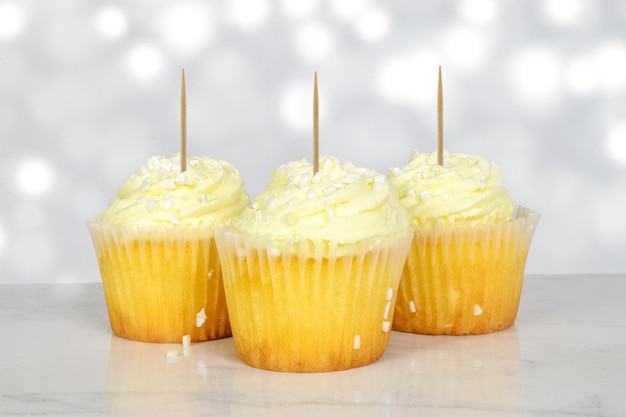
top-left (388, 150), bottom-right (539, 335)
top-left (88, 153), bottom-right (249, 343)
top-left (214, 156), bottom-right (413, 372)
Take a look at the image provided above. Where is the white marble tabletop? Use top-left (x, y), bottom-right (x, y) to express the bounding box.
top-left (1, 274), bottom-right (625, 417)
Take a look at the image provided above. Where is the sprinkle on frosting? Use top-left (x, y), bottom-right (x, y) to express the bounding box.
top-left (388, 150), bottom-right (515, 226)
top-left (230, 156), bottom-right (411, 247)
top-left (97, 153), bottom-right (249, 228)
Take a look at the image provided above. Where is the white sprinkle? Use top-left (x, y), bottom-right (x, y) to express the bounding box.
top-left (136, 196), bottom-right (147, 204)
top-left (140, 165), bottom-right (149, 174)
top-left (307, 189), bottom-right (317, 199)
top-left (169, 215), bottom-right (179, 225)
top-left (196, 308), bottom-right (207, 327)
top-left (207, 269), bottom-right (214, 279)
top-left (386, 287), bottom-right (393, 301)
top-left (323, 185), bottom-right (336, 194)
top-left (373, 175), bottom-right (386, 189)
top-left (200, 193), bottom-right (208, 203)
top-left (390, 167), bottom-right (401, 175)
top-left (298, 174), bottom-right (310, 188)
top-left (406, 189), bottom-right (416, 197)
top-left (166, 349), bottom-right (178, 358)
top-left (312, 171), bottom-right (322, 183)
top-left (162, 199), bottom-right (172, 210)
top-left (236, 248), bottom-right (246, 260)
top-left (157, 168), bottom-right (167, 178)
top-left (251, 201), bottom-right (259, 210)
top-left (182, 334), bottom-right (191, 347)
top-left (353, 335), bottom-right (361, 350)
top-left (473, 304), bottom-right (483, 316)
top-left (382, 321), bottom-right (391, 332)
top-left (408, 301), bottom-right (416, 313)
top-left (265, 197), bottom-right (274, 207)
top-left (383, 301), bottom-right (391, 320)
top-left (141, 178), bottom-right (151, 191)
top-left (147, 198), bottom-right (157, 213)
top-left (334, 182), bottom-right (345, 189)
top-left (175, 172), bottom-right (187, 184)
top-left (464, 177), bottom-right (475, 188)
top-left (477, 179), bottom-right (487, 188)
top-left (418, 190), bottom-right (432, 200)
top-left (327, 208), bottom-right (335, 219)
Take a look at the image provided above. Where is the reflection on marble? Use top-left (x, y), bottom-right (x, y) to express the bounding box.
top-left (1, 275), bottom-right (625, 416)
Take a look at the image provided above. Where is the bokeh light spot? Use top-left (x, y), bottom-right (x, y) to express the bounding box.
top-left (459, 0), bottom-right (497, 25)
top-left (355, 7), bottom-right (389, 41)
top-left (510, 47), bottom-right (562, 101)
top-left (293, 23), bottom-right (334, 61)
top-left (227, 0), bottom-right (269, 30)
top-left (279, 82), bottom-right (328, 131)
top-left (126, 44), bottom-right (163, 81)
top-left (442, 26), bottom-right (487, 70)
top-left (95, 5), bottom-right (128, 39)
top-left (543, 0), bottom-right (584, 25)
top-left (15, 157), bottom-right (55, 197)
top-left (159, 2), bottom-right (212, 51)
top-left (606, 123), bottom-right (626, 165)
top-left (0, 1), bottom-right (26, 39)
top-left (377, 50), bottom-right (441, 104)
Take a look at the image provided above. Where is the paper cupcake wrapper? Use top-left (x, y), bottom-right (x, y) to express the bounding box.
top-left (393, 206), bottom-right (540, 335)
top-left (87, 221), bottom-right (230, 343)
top-left (214, 229), bottom-right (413, 372)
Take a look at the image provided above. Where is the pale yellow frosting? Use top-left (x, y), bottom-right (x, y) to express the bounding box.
top-left (388, 150), bottom-right (515, 226)
top-left (98, 153), bottom-right (249, 228)
top-left (231, 156), bottom-right (411, 246)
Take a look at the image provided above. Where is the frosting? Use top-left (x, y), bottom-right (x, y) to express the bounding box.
top-left (230, 156), bottom-right (411, 245)
top-left (98, 154), bottom-right (249, 228)
top-left (388, 150), bottom-right (515, 226)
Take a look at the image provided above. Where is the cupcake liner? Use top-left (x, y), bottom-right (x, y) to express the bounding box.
top-left (87, 221), bottom-right (230, 343)
top-left (393, 206), bottom-right (540, 335)
top-left (214, 229), bottom-right (413, 372)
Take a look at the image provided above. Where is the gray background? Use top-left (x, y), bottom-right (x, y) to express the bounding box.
top-left (1, 0), bottom-right (625, 283)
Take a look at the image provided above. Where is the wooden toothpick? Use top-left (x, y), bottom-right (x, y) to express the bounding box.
top-left (313, 71), bottom-right (320, 175)
top-left (437, 66), bottom-right (444, 166)
top-left (180, 69), bottom-right (187, 172)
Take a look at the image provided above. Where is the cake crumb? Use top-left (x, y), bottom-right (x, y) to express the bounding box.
top-left (353, 335), bottom-right (361, 350)
top-left (473, 304), bottom-right (483, 316)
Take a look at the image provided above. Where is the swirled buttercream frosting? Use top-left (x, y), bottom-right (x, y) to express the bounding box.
top-left (230, 156), bottom-right (411, 244)
top-left (97, 154), bottom-right (249, 227)
top-left (388, 150), bottom-right (515, 226)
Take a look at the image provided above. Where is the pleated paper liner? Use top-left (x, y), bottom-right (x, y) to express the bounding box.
top-left (215, 229), bottom-right (413, 372)
top-left (393, 206), bottom-right (540, 335)
top-left (87, 221), bottom-right (230, 343)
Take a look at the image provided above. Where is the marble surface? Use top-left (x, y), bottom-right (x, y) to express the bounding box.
top-left (1, 275), bottom-right (625, 417)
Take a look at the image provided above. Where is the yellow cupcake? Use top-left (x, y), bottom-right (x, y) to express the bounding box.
top-left (215, 156), bottom-right (412, 372)
top-left (88, 154), bottom-right (249, 343)
top-left (388, 150), bottom-right (539, 335)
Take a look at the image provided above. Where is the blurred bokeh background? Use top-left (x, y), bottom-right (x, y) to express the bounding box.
top-left (1, 0), bottom-right (625, 283)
